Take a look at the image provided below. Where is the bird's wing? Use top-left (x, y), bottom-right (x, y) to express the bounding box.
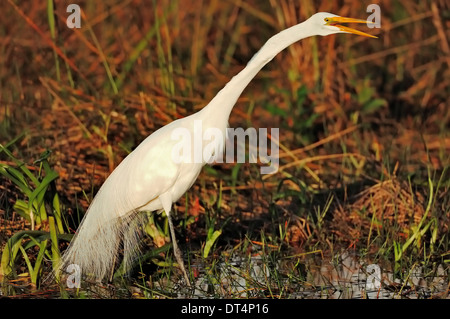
top-left (93, 122), bottom-right (184, 217)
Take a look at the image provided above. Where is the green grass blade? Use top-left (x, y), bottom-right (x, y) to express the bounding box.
top-left (203, 230), bottom-right (222, 258)
top-left (49, 216), bottom-right (61, 274)
top-left (0, 231), bottom-right (47, 276)
top-left (47, 0), bottom-right (60, 81)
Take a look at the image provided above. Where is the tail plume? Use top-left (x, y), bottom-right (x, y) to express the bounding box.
top-left (57, 193), bottom-right (145, 281)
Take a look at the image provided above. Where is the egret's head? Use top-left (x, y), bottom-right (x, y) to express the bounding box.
top-left (309, 12), bottom-right (377, 38)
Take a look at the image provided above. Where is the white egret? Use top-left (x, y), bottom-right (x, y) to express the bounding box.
top-left (57, 12), bottom-right (376, 286)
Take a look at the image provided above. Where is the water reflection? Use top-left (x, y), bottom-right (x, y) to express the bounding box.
top-left (1, 251), bottom-right (448, 299)
top-left (187, 251), bottom-right (449, 299)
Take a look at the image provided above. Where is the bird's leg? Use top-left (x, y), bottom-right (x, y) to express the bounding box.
top-left (166, 211), bottom-right (191, 287)
top-left (159, 192), bottom-right (191, 287)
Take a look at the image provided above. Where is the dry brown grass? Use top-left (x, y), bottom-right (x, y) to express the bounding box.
top-left (0, 1), bottom-right (449, 293)
top-left (332, 175), bottom-right (426, 245)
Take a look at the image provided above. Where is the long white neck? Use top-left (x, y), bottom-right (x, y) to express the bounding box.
top-left (199, 19), bottom-right (315, 124)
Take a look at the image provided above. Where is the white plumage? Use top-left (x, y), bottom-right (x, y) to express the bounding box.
top-left (57, 13), bottom-right (375, 285)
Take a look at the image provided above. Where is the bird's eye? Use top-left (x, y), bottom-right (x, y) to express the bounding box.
top-left (324, 18), bottom-right (329, 22)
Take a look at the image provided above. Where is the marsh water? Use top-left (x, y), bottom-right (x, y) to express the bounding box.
top-left (1, 251), bottom-right (448, 299)
top-left (149, 251), bottom-right (449, 299)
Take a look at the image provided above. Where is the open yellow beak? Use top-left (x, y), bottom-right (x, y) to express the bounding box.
top-left (326, 16), bottom-right (378, 38)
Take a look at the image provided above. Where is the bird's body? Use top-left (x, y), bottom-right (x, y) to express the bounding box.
top-left (57, 13), bottom-right (375, 284)
top-left (59, 117), bottom-right (208, 281)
